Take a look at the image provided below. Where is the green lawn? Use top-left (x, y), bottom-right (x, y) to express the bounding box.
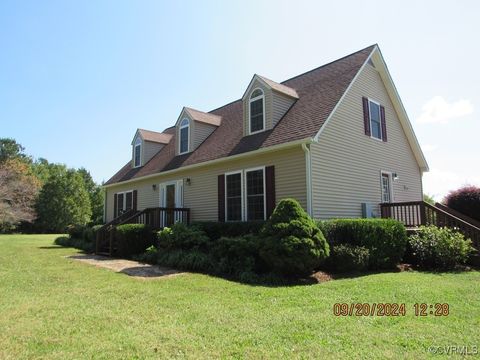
top-left (1, 235), bottom-right (479, 359)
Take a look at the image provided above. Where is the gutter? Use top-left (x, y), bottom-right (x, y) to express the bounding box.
top-left (104, 137), bottom-right (313, 189)
top-left (302, 141), bottom-right (314, 217)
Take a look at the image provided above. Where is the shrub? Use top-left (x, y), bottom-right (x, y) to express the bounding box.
top-left (157, 223), bottom-right (211, 251)
top-left (83, 224), bottom-right (103, 243)
top-left (192, 221), bottom-right (265, 240)
top-left (212, 235), bottom-right (264, 276)
top-left (133, 245), bottom-right (159, 264)
top-left (54, 236), bottom-right (73, 247)
top-left (444, 185), bottom-right (480, 222)
top-left (157, 249), bottom-right (215, 273)
top-left (409, 226), bottom-right (473, 269)
top-left (326, 244), bottom-right (370, 272)
top-left (54, 235), bottom-right (93, 252)
top-left (114, 224), bottom-right (156, 258)
top-left (66, 224), bottom-right (87, 239)
top-left (318, 219), bottom-right (407, 269)
top-left (260, 198), bottom-right (329, 276)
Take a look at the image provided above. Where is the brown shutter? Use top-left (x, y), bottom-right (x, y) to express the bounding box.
top-left (113, 193), bottom-right (118, 218)
top-left (380, 105), bottom-right (387, 142)
top-left (265, 166), bottom-right (276, 219)
top-left (362, 97), bottom-right (371, 136)
top-left (218, 174), bottom-right (225, 222)
top-left (132, 190), bottom-right (138, 210)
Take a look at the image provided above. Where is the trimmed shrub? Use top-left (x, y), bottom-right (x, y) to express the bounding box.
top-left (318, 219), bottom-right (407, 269)
top-left (445, 185), bottom-right (480, 222)
top-left (114, 224), bottom-right (156, 258)
top-left (54, 235), bottom-right (93, 252)
top-left (409, 226), bottom-right (473, 269)
top-left (326, 244), bottom-right (370, 273)
top-left (192, 221), bottom-right (265, 240)
top-left (54, 236), bottom-right (72, 247)
top-left (66, 224), bottom-right (87, 239)
top-left (83, 224), bottom-right (103, 243)
top-left (133, 245), bottom-right (159, 264)
top-left (212, 235), bottom-right (264, 276)
top-left (157, 249), bottom-right (216, 273)
top-left (260, 198), bottom-right (329, 276)
top-left (157, 223), bottom-right (211, 251)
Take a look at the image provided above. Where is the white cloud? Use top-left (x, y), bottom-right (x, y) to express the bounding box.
top-left (417, 96), bottom-right (473, 124)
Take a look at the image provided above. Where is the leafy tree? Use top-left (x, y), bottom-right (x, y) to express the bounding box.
top-left (260, 198), bottom-right (329, 276)
top-left (423, 193), bottom-right (435, 206)
top-left (0, 159), bottom-right (41, 232)
top-left (0, 138), bottom-right (31, 163)
top-left (77, 168), bottom-right (104, 224)
top-left (30, 158), bottom-right (67, 185)
top-left (35, 169), bottom-right (92, 233)
top-left (444, 185), bottom-right (480, 222)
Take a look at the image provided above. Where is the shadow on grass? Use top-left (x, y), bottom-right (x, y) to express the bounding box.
top-left (38, 245), bottom-right (65, 249)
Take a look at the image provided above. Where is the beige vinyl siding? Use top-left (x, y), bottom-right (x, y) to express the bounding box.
top-left (310, 63), bottom-right (423, 219)
top-left (192, 121), bottom-right (216, 149)
top-left (143, 141), bottom-right (164, 164)
top-left (243, 79), bottom-right (272, 136)
top-left (106, 146), bottom-right (306, 222)
top-left (272, 91), bottom-right (295, 127)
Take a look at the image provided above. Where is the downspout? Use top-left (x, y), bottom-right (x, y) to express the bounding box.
top-left (302, 141), bottom-right (313, 217)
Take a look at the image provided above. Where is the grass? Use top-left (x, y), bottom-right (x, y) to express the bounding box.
top-left (0, 234), bottom-right (479, 359)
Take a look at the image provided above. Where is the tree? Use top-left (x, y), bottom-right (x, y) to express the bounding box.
top-left (77, 168), bottom-right (104, 224)
top-left (423, 193), bottom-right (435, 206)
top-left (0, 159), bottom-right (41, 232)
top-left (35, 169), bottom-right (92, 233)
top-left (0, 138), bottom-right (31, 163)
top-left (444, 185), bottom-right (480, 222)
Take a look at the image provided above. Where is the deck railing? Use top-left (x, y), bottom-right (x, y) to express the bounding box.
top-left (381, 201), bottom-right (480, 249)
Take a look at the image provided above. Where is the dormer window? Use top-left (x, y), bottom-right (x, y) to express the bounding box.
top-left (249, 88), bottom-right (265, 134)
top-left (179, 118), bottom-right (190, 154)
top-left (133, 137), bottom-right (142, 167)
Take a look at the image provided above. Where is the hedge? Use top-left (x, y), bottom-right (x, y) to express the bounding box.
top-left (318, 219), bottom-right (407, 269)
top-left (192, 221), bottom-right (265, 240)
top-left (114, 224), bottom-right (156, 258)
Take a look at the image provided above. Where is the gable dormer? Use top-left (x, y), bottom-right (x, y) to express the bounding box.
top-left (131, 129), bottom-right (172, 168)
top-left (242, 74), bottom-right (298, 136)
top-left (175, 107), bottom-right (221, 155)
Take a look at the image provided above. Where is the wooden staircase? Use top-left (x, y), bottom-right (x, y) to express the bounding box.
top-left (380, 201), bottom-right (480, 251)
top-left (95, 207), bottom-right (190, 256)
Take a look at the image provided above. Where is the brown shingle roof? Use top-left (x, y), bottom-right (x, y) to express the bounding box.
top-left (105, 45), bottom-right (375, 185)
top-left (137, 129), bottom-right (172, 144)
top-left (184, 107), bottom-right (222, 126)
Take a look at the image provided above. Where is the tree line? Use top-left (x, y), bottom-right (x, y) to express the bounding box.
top-left (0, 138), bottom-right (104, 233)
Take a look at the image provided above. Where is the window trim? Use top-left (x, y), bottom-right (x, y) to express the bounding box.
top-left (133, 137), bottom-right (142, 168)
top-left (380, 171), bottom-right (394, 203)
top-left (224, 170), bottom-right (244, 222)
top-left (244, 166), bottom-right (266, 221)
top-left (224, 166), bottom-right (266, 222)
top-left (248, 88), bottom-right (265, 135)
top-left (179, 118), bottom-right (190, 155)
top-left (368, 98), bottom-right (383, 141)
top-left (116, 190), bottom-right (134, 216)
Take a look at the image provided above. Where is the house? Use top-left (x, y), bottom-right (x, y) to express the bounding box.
top-left (103, 44), bottom-right (429, 226)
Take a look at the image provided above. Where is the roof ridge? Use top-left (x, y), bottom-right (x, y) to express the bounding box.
top-left (281, 44), bottom-right (377, 85)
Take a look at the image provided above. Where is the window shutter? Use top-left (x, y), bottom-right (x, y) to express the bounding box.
top-left (265, 166), bottom-right (276, 219)
top-left (218, 174), bottom-right (225, 222)
top-left (362, 97), bottom-right (371, 136)
top-left (113, 193), bottom-right (118, 218)
top-left (132, 190), bottom-right (138, 210)
top-left (380, 105), bottom-right (387, 142)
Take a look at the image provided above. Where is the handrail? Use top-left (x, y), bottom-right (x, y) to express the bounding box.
top-left (423, 202), bottom-right (480, 231)
top-left (434, 202), bottom-right (480, 229)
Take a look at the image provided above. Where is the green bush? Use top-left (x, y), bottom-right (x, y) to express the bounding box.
top-left (66, 224), bottom-right (87, 239)
top-left (157, 223), bottom-right (211, 251)
top-left (114, 224), bottom-right (156, 258)
top-left (192, 221), bottom-right (265, 240)
top-left (212, 235), bottom-right (264, 276)
top-left (318, 219), bottom-right (407, 269)
top-left (326, 244), bottom-right (370, 272)
top-left (260, 199), bottom-right (329, 276)
top-left (409, 226), bottom-right (473, 269)
top-left (83, 224), bottom-right (103, 243)
top-left (157, 249), bottom-right (216, 273)
top-left (54, 235), bottom-right (93, 252)
top-left (133, 245), bottom-right (158, 264)
top-left (54, 236), bottom-right (73, 247)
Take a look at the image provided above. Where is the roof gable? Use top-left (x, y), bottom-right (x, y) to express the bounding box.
top-left (242, 74), bottom-right (299, 100)
top-left (177, 107), bottom-right (222, 126)
top-left (132, 128), bottom-right (173, 145)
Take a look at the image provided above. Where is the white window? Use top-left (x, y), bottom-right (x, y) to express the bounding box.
top-left (116, 190), bottom-right (133, 217)
top-left (369, 100), bottom-right (382, 140)
top-left (381, 172), bottom-right (393, 203)
top-left (249, 88), bottom-right (265, 134)
top-left (225, 167), bottom-right (266, 221)
top-left (133, 137), bottom-right (142, 167)
top-left (179, 118), bottom-right (190, 154)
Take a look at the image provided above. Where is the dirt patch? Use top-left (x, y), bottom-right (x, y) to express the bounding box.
top-left (68, 254), bottom-right (184, 279)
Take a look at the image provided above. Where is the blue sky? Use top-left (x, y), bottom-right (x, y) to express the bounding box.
top-left (1, 0), bottom-right (478, 200)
